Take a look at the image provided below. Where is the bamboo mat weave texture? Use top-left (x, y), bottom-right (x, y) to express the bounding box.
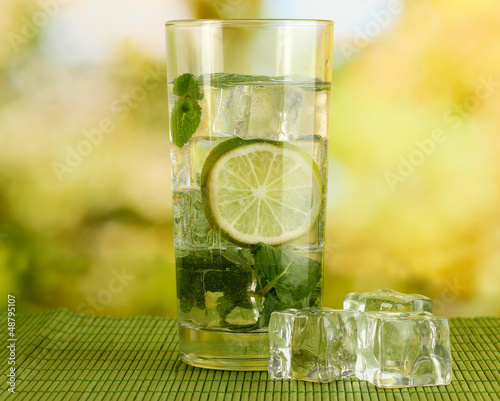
top-left (1, 310), bottom-right (499, 400)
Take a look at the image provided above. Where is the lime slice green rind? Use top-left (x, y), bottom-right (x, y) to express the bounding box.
top-left (201, 138), bottom-right (322, 247)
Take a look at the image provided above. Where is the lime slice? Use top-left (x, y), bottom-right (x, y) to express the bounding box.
top-left (201, 138), bottom-right (322, 246)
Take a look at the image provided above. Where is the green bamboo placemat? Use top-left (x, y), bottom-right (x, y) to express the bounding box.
top-left (1, 310), bottom-right (499, 400)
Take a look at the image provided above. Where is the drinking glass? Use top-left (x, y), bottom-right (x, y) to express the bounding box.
top-left (166, 19), bottom-right (333, 370)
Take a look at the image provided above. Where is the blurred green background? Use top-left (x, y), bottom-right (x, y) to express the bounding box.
top-left (1, 0), bottom-right (499, 318)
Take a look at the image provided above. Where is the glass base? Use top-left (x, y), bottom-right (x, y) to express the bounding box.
top-left (178, 325), bottom-right (269, 371)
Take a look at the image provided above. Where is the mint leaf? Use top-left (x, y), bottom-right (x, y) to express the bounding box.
top-left (257, 288), bottom-right (311, 328)
top-left (177, 244), bottom-right (322, 329)
top-left (171, 73), bottom-right (203, 148)
top-left (214, 261), bottom-right (256, 326)
top-left (176, 251), bottom-right (209, 313)
top-left (216, 249), bottom-right (256, 326)
top-left (176, 250), bottom-right (255, 317)
top-left (222, 248), bottom-right (255, 269)
top-left (174, 73), bottom-right (204, 100)
top-left (170, 97), bottom-right (201, 147)
top-left (216, 293), bottom-right (255, 326)
top-left (253, 242), bottom-right (321, 305)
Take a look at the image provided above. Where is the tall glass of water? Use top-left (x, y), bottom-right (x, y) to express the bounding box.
top-left (166, 19), bottom-right (333, 370)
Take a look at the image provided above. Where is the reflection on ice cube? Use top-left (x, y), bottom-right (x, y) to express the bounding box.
top-left (355, 311), bottom-right (452, 388)
top-left (268, 307), bottom-right (358, 382)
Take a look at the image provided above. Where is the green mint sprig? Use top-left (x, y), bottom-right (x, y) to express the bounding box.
top-left (252, 243), bottom-right (321, 303)
top-left (171, 73), bottom-right (203, 148)
top-left (252, 242), bottom-right (322, 327)
top-left (176, 243), bottom-right (321, 330)
top-left (216, 242), bottom-right (321, 330)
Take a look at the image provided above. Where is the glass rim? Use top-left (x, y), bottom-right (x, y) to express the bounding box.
top-left (165, 18), bottom-right (333, 27)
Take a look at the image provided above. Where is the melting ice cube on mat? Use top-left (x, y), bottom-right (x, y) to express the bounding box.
top-left (355, 311), bottom-right (452, 388)
top-left (268, 307), bottom-right (358, 382)
top-left (343, 288), bottom-right (433, 313)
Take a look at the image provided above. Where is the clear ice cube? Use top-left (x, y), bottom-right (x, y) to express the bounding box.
top-left (196, 86), bottom-right (221, 136)
top-left (343, 288), bottom-right (433, 312)
top-left (212, 86), bottom-right (250, 136)
top-left (173, 189), bottom-right (230, 248)
top-left (355, 311), bottom-right (452, 388)
top-left (176, 249), bottom-right (260, 328)
top-left (208, 84), bottom-right (326, 141)
top-left (268, 308), bottom-right (358, 382)
top-left (170, 139), bottom-right (193, 189)
top-left (247, 85), bottom-right (284, 139)
top-left (268, 309), bottom-right (299, 379)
